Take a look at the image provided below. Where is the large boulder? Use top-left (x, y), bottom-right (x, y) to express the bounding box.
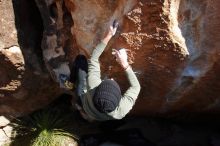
top-left (0, 0), bottom-right (220, 117)
top-left (0, 0), bottom-right (61, 117)
top-left (37, 0), bottom-right (220, 115)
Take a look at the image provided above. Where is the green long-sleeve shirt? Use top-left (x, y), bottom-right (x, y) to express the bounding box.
top-left (82, 42), bottom-right (141, 121)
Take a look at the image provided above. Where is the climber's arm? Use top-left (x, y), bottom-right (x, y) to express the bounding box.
top-left (111, 66), bottom-right (140, 119)
top-left (119, 66), bottom-right (141, 116)
top-left (111, 49), bottom-right (141, 119)
top-left (87, 25), bottom-right (117, 90)
top-left (87, 42), bottom-right (107, 90)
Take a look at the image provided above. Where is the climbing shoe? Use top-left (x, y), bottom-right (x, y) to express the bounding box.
top-left (69, 55), bottom-right (88, 83)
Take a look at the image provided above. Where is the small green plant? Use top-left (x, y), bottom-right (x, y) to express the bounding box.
top-left (10, 108), bottom-right (78, 146)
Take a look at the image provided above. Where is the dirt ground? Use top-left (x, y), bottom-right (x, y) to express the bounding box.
top-left (2, 94), bottom-right (220, 146)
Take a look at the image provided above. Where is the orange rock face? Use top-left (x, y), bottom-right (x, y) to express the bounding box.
top-left (1, 0), bottom-right (220, 117)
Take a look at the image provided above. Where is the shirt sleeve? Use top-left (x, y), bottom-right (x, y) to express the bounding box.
top-left (111, 66), bottom-right (141, 119)
top-left (87, 42), bottom-right (107, 90)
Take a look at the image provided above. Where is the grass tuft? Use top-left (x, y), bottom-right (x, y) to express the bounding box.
top-left (10, 108), bottom-right (78, 146)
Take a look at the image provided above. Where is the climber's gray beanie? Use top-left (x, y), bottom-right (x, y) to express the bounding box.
top-left (93, 79), bottom-right (121, 113)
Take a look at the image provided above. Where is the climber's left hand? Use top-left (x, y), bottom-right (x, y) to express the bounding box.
top-left (102, 20), bottom-right (119, 44)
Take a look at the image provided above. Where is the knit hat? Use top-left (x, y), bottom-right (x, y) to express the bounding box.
top-left (93, 79), bottom-right (121, 113)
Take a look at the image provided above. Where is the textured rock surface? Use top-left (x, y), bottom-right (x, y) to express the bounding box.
top-left (1, 0), bottom-right (220, 118)
top-left (0, 0), bottom-right (61, 117)
top-left (37, 0), bottom-right (220, 115)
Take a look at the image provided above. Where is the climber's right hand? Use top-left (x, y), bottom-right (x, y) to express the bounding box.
top-left (113, 48), bottom-right (129, 70)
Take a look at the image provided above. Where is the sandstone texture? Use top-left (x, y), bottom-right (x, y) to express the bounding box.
top-left (1, 0), bottom-right (220, 118)
top-left (0, 0), bottom-right (61, 117)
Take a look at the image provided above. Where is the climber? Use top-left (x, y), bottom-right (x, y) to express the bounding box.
top-left (64, 20), bottom-right (141, 121)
